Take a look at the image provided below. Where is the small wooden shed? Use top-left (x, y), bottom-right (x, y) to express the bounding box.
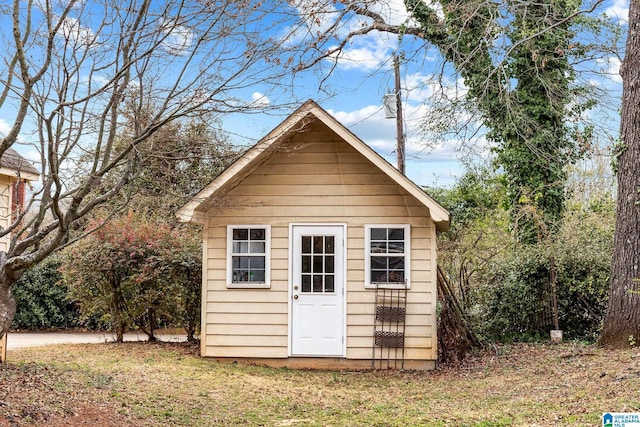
top-left (177, 100), bottom-right (450, 370)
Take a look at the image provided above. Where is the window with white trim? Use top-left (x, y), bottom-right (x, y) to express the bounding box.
top-left (227, 225), bottom-right (270, 288)
top-left (365, 225), bottom-right (410, 288)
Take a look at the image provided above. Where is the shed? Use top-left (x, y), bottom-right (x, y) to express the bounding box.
top-left (177, 100), bottom-right (450, 370)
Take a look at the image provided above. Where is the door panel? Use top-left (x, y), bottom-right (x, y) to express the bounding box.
top-left (291, 225), bottom-right (344, 356)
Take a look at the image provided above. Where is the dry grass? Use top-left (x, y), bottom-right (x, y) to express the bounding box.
top-left (1, 341), bottom-right (639, 426)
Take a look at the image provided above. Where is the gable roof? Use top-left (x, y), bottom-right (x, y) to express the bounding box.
top-left (176, 100), bottom-right (450, 231)
top-left (0, 148), bottom-right (39, 181)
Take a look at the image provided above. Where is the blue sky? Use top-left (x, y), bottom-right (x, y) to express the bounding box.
top-left (220, 0), bottom-right (628, 187)
top-left (0, 0), bottom-right (628, 188)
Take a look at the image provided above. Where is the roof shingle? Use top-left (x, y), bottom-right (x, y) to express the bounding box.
top-left (1, 148), bottom-right (39, 176)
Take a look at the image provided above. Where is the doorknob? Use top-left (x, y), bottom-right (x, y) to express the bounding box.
top-left (293, 295), bottom-right (299, 300)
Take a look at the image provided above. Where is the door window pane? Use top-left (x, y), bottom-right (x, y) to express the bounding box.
top-left (299, 234), bottom-right (339, 293)
top-left (325, 256), bottom-right (334, 274)
top-left (325, 236), bottom-right (334, 254)
top-left (302, 236), bottom-right (311, 254)
top-left (301, 275), bottom-right (311, 293)
top-left (313, 275), bottom-right (323, 292)
top-left (302, 256), bottom-right (311, 273)
top-left (325, 275), bottom-right (335, 293)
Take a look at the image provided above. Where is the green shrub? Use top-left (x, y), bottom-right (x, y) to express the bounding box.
top-left (12, 256), bottom-right (81, 330)
top-left (478, 208), bottom-right (612, 342)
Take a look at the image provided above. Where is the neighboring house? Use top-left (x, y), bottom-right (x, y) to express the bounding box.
top-left (0, 148), bottom-right (39, 253)
top-left (177, 100), bottom-right (450, 370)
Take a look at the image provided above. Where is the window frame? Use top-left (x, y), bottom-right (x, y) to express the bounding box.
top-left (364, 224), bottom-right (411, 289)
top-left (226, 225), bottom-right (271, 289)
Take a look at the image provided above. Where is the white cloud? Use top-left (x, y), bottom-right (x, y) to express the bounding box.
top-left (161, 21), bottom-right (194, 55)
top-left (59, 16), bottom-right (95, 46)
top-left (403, 72), bottom-right (467, 103)
top-left (286, 0), bottom-right (440, 72)
top-left (0, 118), bottom-right (11, 137)
top-left (328, 101), bottom-right (469, 163)
top-left (327, 41), bottom-right (394, 71)
top-left (282, 0), bottom-right (339, 47)
top-left (250, 92), bottom-right (271, 106)
top-left (605, 0), bottom-right (629, 24)
top-left (596, 56), bottom-right (623, 83)
top-left (23, 149), bottom-right (41, 165)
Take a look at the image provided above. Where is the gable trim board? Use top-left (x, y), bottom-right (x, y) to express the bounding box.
top-left (178, 100), bottom-right (450, 370)
top-left (175, 100), bottom-right (450, 232)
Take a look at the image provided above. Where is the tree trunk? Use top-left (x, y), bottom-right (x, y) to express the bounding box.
top-left (0, 281), bottom-right (16, 337)
top-left (147, 308), bottom-right (156, 342)
top-left (599, 2), bottom-right (640, 348)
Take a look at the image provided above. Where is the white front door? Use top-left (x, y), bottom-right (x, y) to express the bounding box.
top-left (290, 225), bottom-right (345, 356)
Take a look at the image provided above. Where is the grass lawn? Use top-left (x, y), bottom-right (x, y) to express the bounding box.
top-left (1, 341), bottom-right (639, 426)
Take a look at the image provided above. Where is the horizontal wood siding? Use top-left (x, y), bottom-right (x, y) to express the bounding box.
top-left (0, 177), bottom-right (12, 253)
top-left (202, 122), bottom-right (437, 362)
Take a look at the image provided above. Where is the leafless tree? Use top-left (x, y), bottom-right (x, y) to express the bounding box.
top-left (0, 0), bottom-right (293, 335)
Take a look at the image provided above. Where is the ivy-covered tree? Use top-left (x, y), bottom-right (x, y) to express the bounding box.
top-left (290, 0), bottom-right (612, 242)
top-left (61, 213), bottom-right (201, 341)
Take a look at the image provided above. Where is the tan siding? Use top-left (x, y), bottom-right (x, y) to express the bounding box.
top-left (0, 177), bottom-right (11, 253)
top-left (201, 124), bottom-right (438, 363)
top-left (206, 313), bottom-right (289, 325)
top-left (205, 346), bottom-right (288, 358)
top-left (207, 324), bottom-right (288, 335)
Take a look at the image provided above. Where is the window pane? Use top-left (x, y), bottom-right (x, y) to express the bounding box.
top-left (325, 256), bottom-right (334, 273)
top-left (233, 229), bottom-right (248, 240)
top-left (325, 236), bottom-right (334, 254)
top-left (387, 271), bottom-right (404, 283)
top-left (250, 270), bottom-right (265, 282)
top-left (313, 275), bottom-right (323, 292)
top-left (388, 256), bottom-right (405, 270)
top-left (249, 256), bottom-right (265, 269)
top-left (388, 228), bottom-right (405, 240)
top-left (302, 236), bottom-right (311, 254)
top-left (302, 255), bottom-right (311, 273)
top-left (371, 270), bottom-right (388, 283)
top-left (313, 256), bottom-right (323, 273)
top-left (301, 275), bottom-right (311, 292)
top-left (250, 229), bottom-right (265, 240)
top-left (232, 257), bottom-right (241, 268)
top-left (313, 236), bottom-right (323, 253)
top-left (233, 242), bottom-right (249, 254)
top-left (370, 241), bottom-right (386, 253)
top-left (233, 256), bottom-right (250, 269)
top-left (370, 256), bottom-right (386, 269)
top-left (371, 228), bottom-right (386, 240)
top-left (387, 242), bottom-right (404, 253)
top-left (325, 275), bottom-right (334, 293)
top-left (249, 242), bottom-right (265, 253)
top-left (233, 270), bottom-right (248, 282)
